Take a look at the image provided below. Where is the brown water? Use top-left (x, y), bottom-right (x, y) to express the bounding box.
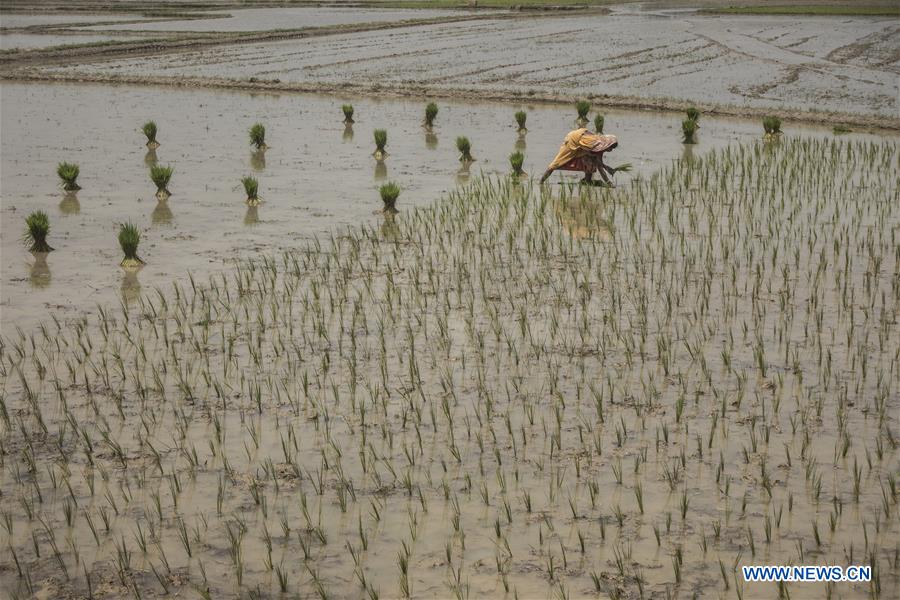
top-left (0, 81), bottom-right (897, 600)
top-left (4, 80), bottom-right (883, 336)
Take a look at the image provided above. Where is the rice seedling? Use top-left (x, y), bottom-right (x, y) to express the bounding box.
top-left (149, 164), bottom-right (173, 200)
top-left (575, 100), bottom-right (591, 123)
top-left (593, 114), bottom-right (604, 134)
top-left (24, 211), bottom-right (53, 253)
top-left (424, 102), bottom-right (438, 128)
top-left (118, 222), bottom-right (144, 267)
top-left (142, 121), bottom-right (159, 149)
top-left (249, 122), bottom-right (267, 150)
top-left (509, 151), bottom-right (525, 176)
top-left (56, 162), bottom-right (80, 191)
top-left (342, 104), bottom-right (355, 124)
top-left (685, 107), bottom-right (700, 123)
top-left (456, 136), bottom-right (473, 162)
top-left (681, 119), bottom-right (698, 144)
top-left (763, 116), bottom-right (782, 137)
top-left (373, 129), bottom-right (388, 160)
top-left (2, 133), bottom-right (897, 600)
top-left (379, 181), bottom-right (400, 212)
top-left (515, 110), bottom-right (527, 132)
top-left (241, 176), bottom-right (260, 206)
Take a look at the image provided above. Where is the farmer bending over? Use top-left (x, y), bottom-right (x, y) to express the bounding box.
top-left (539, 129), bottom-right (618, 185)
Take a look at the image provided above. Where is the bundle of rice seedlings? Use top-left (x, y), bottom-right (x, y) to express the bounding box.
top-left (150, 164), bottom-right (173, 200)
top-left (763, 116), bottom-right (782, 137)
top-left (686, 107), bottom-right (700, 123)
top-left (249, 123), bottom-right (267, 150)
top-left (242, 176), bottom-right (260, 206)
top-left (613, 163), bottom-right (633, 173)
top-left (456, 136), bottom-right (473, 162)
top-left (515, 111), bottom-right (527, 132)
top-left (681, 119), bottom-right (698, 144)
top-left (424, 103), bottom-right (438, 128)
top-left (509, 151), bottom-right (525, 176)
top-left (342, 104), bottom-right (355, 124)
top-left (379, 181), bottom-right (400, 212)
top-left (593, 114), bottom-right (604, 134)
top-left (373, 129), bottom-right (388, 160)
top-left (576, 100), bottom-right (591, 122)
top-left (142, 121), bottom-right (159, 149)
top-left (57, 162), bottom-right (81, 191)
top-left (24, 211), bottom-right (53, 252)
top-left (118, 222), bottom-right (144, 267)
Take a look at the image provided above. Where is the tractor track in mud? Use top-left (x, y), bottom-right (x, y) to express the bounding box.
top-left (3, 68), bottom-right (898, 131)
top-left (0, 10), bottom-right (590, 68)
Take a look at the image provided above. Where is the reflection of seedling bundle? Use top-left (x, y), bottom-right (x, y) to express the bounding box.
top-left (118, 222), bottom-right (144, 267)
top-left (456, 136), bottom-right (473, 162)
top-left (150, 164), bottom-right (173, 200)
top-left (509, 151), bottom-right (525, 176)
top-left (373, 129), bottom-right (388, 160)
top-left (242, 176), bottom-right (260, 206)
top-left (763, 116), bottom-right (782, 138)
top-left (515, 110), bottom-right (527, 132)
top-left (576, 100), bottom-right (591, 122)
top-left (142, 121), bottom-right (159, 149)
top-left (25, 211), bottom-right (53, 252)
top-left (379, 181), bottom-right (400, 212)
top-left (681, 119), bottom-right (698, 144)
top-left (424, 102), bottom-right (438, 127)
top-left (57, 162), bottom-right (81, 191)
top-left (249, 123), bottom-right (267, 150)
top-left (593, 114), bottom-right (604, 134)
top-left (342, 104), bottom-right (354, 124)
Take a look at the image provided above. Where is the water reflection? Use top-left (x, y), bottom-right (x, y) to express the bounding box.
top-left (381, 211), bottom-right (400, 241)
top-left (250, 149), bottom-right (266, 172)
top-left (343, 124), bottom-right (354, 142)
top-left (59, 192), bottom-right (80, 215)
top-left (425, 131), bottom-right (438, 150)
top-left (144, 148), bottom-right (158, 168)
top-left (554, 194), bottom-right (613, 241)
top-left (244, 205), bottom-right (259, 226)
top-left (515, 133), bottom-right (527, 152)
top-left (456, 162), bottom-right (471, 186)
top-left (374, 159), bottom-right (387, 181)
top-left (121, 268), bottom-right (141, 307)
top-left (28, 252), bottom-right (51, 289)
top-left (152, 199), bottom-right (173, 225)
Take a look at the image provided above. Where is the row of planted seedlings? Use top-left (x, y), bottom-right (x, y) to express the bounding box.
top-left (30, 100), bottom-right (788, 267)
top-left (2, 135), bottom-right (897, 599)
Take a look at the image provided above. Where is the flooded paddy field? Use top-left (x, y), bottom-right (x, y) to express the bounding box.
top-left (0, 76), bottom-right (898, 599)
top-left (11, 7), bottom-right (896, 123)
top-left (1, 81), bottom-right (883, 334)
top-left (0, 33), bottom-right (131, 51)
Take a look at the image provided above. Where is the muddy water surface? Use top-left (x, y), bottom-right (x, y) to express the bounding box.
top-left (1, 81), bottom-right (883, 334)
